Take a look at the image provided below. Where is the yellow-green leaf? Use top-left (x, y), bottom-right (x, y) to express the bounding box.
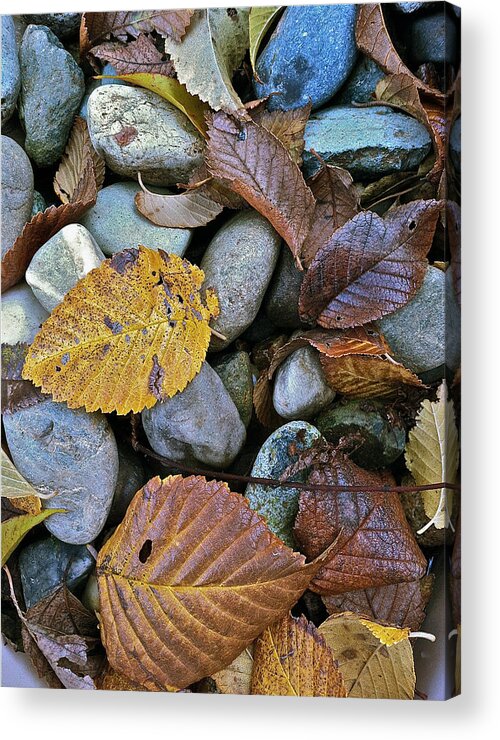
top-left (358, 619), bottom-right (410, 646)
top-left (405, 380), bottom-right (459, 532)
top-left (249, 6), bottom-right (282, 76)
top-left (22, 247), bottom-right (219, 415)
top-left (2, 509), bottom-right (63, 566)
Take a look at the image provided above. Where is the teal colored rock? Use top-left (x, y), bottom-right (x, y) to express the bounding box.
top-left (19, 536), bottom-right (94, 608)
top-left (18, 25), bottom-right (85, 166)
top-left (255, 5), bottom-right (358, 111)
top-left (31, 190), bottom-right (46, 217)
top-left (246, 421), bottom-right (322, 548)
top-left (336, 56), bottom-right (385, 104)
top-left (303, 105), bottom-right (432, 178)
top-left (1, 16), bottom-right (21, 124)
top-left (316, 399), bottom-right (406, 469)
top-left (212, 351), bottom-right (254, 428)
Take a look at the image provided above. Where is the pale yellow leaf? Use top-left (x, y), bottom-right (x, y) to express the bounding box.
top-left (249, 7), bottom-right (282, 76)
top-left (211, 646), bottom-right (254, 695)
top-left (2, 509), bottom-right (63, 566)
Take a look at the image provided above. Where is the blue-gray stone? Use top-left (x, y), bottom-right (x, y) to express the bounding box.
top-left (19, 536), bottom-right (94, 608)
top-left (18, 25), bottom-right (85, 167)
top-left (303, 105), bottom-right (432, 178)
top-left (450, 116), bottom-right (461, 173)
top-left (273, 346), bottom-right (335, 421)
top-left (1, 16), bottom-right (21, 124)
top-left (79, 66), bottom-right (130, 120)
top-left (245, 421), bottom-right (322, 548)
top-left (336, 56), bottom-right (385, 104)
top-left (30, 190), bottom-right (47, 217)
top-left (21, 14), bottom-right (81, 40)
top-left (1, 135), bottom-right (34, 256)
top-left (410, 11), bottom-right (458, 65)
top-left (1, 281), bottom-right (49, 345)
top-left (107, 444), bottom-right (147, 525)
top-left (254, 5), bottom-right (358, 112)
top-left (100, 63), bottom-right (132, 84)
top-left (3, 399), bottom-right (119, 545)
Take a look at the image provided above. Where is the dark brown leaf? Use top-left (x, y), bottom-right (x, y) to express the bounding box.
top-left (450, 514), bottom-right (461, 626)
top-left (253, 369), bottom-right (286, 429)
top-left (90, 33), bottom-right (175, 75)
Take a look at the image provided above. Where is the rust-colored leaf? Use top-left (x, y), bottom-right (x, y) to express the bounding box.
top-left (294, 447), bottom-right (426, 595)
top-left (54, 116), bottom-right (105, 205)
top-left (96, 475), bottom-right (320, 690)
top-left (299, 200), bottom-right (441, 328)
top-left (253, 369), bottom-right (286, 429)
top-left (251, 613), bottom-right (346, 697)
top-left (320, 354), bottom-right (424, 399)
top-left (206, 111), bottom-right (315, 267)
top-left (22, 248), bottom-right (219, 415)
top-left (90, 33), bottom-right (175, 75)
top-left (250, 104), bottom-right (312, 166)
top-left (96, 665), bottom-right (149, 691)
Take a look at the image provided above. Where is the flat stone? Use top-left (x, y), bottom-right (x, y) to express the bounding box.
top-left (1, 282), bottom-right (49, 345)
top-left (18, 25), bottom-right (85, 166)
top-left (255, 5), bottom-right (358, 111)
top-left (1, 16), bottom-right (21, 124)
top-left (201, 210), bottom-right (281, 351)
top-left (263, 246), bottom-right (305, 329)
top-left (212, 351), bottom-right (254, 427)
top-left (21, 14), bottom-right (81, 39)
top-left (31, 190), bottom-right (46, 217)
top-left (142, 362), bottom-right (246, 469)
top-left (79, 181), bottom-right (193, 256)
top-left (245, 421), bottom-right (322, 548)
top-left (87, 85), bottom-right (204, 186)
top-left (1, 135), bottom-right (34, 256)
top-left (316, 399), bottom-right (406, 469)
top-left (450, 116), bottom-right (461, 173)
top-left (410, 11), bottom-right (458, 65)
top-left (336, 56), bottom-right (385, 104)
top-left (107, 444), bottom-right (147, 525)
top-left (3, 399), bottom-right (119, 545)
top-left (303, 105), bottom-right (432, 178)
top-left (25, 224), bottom-right (105, 312)
top-left (376, 265), bottom-right (460, 378)
top-left (273, 346), bottom-right (335, 420)
top-left (19, 536), bottom-right (94, 608)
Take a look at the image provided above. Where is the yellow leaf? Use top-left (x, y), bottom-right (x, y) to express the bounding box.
top-left (358, 619), bottom-right (410, 646)
top-left (318, 612), bottom-right (416, 699)
top-left (2, 509), bottom-right (63, 566)
top-left (97, 73), bottom-right (209, 137)
top-left (249, 7), bottom-right (283, 76)
top-left (405, 380), bottom-right (459, 531)
top-left (23, 247), bottom-right (219, 415)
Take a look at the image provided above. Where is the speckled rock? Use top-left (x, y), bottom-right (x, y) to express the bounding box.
top-left (410, 11), bottom-right (458, 65)
top-left (30, 190), bottom-right (46, 217)
top-left (21, 13), bottom-right (81, 39)
top-left (450, 116), bottom-right (461, 173)
top-left (19, 536), bottom-right (94, 608)
top-left (316, 399), bottom-right (406, 469)
top-left (303, 105), bottom-right (432, 178)
top-left (336, 56), bottom-right (385, 104)
top-left (3, 399), bottom-right (119, 545)
top-left (1, 135), bottom-right (34, 256)
top-left (1, 16), bottom-right (21, 124)
top-left (212, 351), bottom-right (254, 427)
top-left (263, 246), bottom-right (305, 329)
top-left (26, 224), bottom-right (105, 312)
top-left (1, 282), bottom-right (49, 345)
top-left (18, 25), bottom-right (85, 166)
top-left (107, 444), bottom-right (147, 525)
top-left (273, 346), bottom-right (335, 421)
top-left (79, 64), bottom-right (130, 119)
top-left (79, 181), bottom-right (193, 256)
top-left (246, 421), bottom-right (322, 548)
top-left (201, 211), bottom-right (281, 351)
top-left (142, 362), bottom-right (246, 469)
top-left (87, 86), bottom-right (204, 186)
top-left (255, 5), bottom-right (358, 111)
top-left (376, 266), bottom-right (460, 379)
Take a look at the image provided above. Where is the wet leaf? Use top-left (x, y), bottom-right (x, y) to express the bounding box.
top-left (54, 116), bottom-right (105, 205)
top-left (211, 646), bottom-right (254, 695)
top-left (22, 247), bottom-right (219, 415)
top-left (249, 6), bottom-right (283, 76)
top-left (250, 104), bottom-right (312, 166)
top-left (96, 474), bottom-right (321, 690)
top-left (2, 509), bottom-right (63, 566)
top-left (299, 200), bottom-right (441, 328)
top-left (90, 33), bottom-right (175, 75)
top-left (251, 613), bottom-right (346, 697)
top-left (320, 354), bottom-right (424, 399)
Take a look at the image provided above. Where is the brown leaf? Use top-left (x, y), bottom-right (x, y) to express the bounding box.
top-left (294, 448), bottom-right (427, 595)
top-left (250, 104), bottom-right (312, 166)
top-left (253, 369), bottom-right (286, 429)
top-left (251, 613), bottom-right (347, 697)
top-left (302, 163), bottom-right (360, 267)
top-left (135, 174), bottom-right (223, 228)
top-left (96, 475), bottom-right (321, 690)
top-left (299, 200), bottom-right (441, 328)
top-left (211, 646), bottom-right (254, 695)
top-left (96, 664), bottom-right (149, 691)
top-left (90, 33), bottom-right (174, 75)
top-left (320, 354), bottom-right (424, 399)
top-left (54, 116), bottom-right (105, 205)
top-left (1, 343), bottom-right (45, 414)
top-left (206, 111), bottom-right (315, 267)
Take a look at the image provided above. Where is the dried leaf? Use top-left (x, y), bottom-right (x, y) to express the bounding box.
top-left (22, 248), bottom-right (219, 415)
top-left (135, 174), bottom-right (223, 228)
top-left (249, 6), bottom-right (283, 76)
top-left (96, 665), bottom-right (149, 691)
top-left (299, 200), bottom-right (441, 328)
top-left (211, 646), bottom-right (254, 695)
top-left (2, 509), bottom-right (62, 566)
top-left (1, 343), bottom-right (45, 414)
top-left (253, 369), bottom-right (285, 429)
top-left (250, 104), bottom-right (312, 166)
top-left (164, 8), bottom-right (249, 115)
top-left (251, 613), bottom-right (346, 697)
top-left (96, 475), bottom-right (320, 690)
top-left (54, 116), bottom-right (105, 205)
top-left (320, 354), bottom-right (424, 399)
top-left (91, 33), bottom-right (174, 75)
top-left (405, 380), bottom-right (459, 532)
top-left (318, 612), bottom-right (415, 699)
top-left (1, 449), bottom-right (48, 502)
top-left (206, 111), bottom-right (315, 266)
top-left (294, 448), bottom-right (426, 595)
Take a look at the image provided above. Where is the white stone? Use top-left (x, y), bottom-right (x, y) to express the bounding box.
top-left (1, 281), bottom-right (49, 345)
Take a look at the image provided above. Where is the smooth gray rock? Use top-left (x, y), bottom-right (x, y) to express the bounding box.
top-left (263, 246), bottom-right (305, 329)
top-left (3, 399), bottom-right (119, 545)
top-left (18, 25), bottom-right (85, 166)
top-left (201, 211), bottom-right (281, 350)
top-left (87, 86), bottom-right (204, 186)
top-left (336, 56), bottom-right (385, 104)
top-left (246, 421), bottom-right (322, 548)
top-left (212, 351), bottom-right (254, 427)
top-left (19, 536), bottom-right (94, 608)
top-left (1, 16), bottom-right (21, 124)
top-left (21, 14), bottom-right (81, 39)
top-left (26, 224), bottom-right (105, 312)
top-left (1, 282), bottom-right (49, 345)
top-left (79, 182), bottom-right (193, 256)
top-left (303, 105), bottom-right (432, 178)
top-left (31, 190), bottom-right (46, 217)
top-left (376, 266), bottom-right (460, 377)
top-left (450, 116), bottom-right (461, 173)
top-left (273, 346), bottom-right (335, 420)
top-left (255, 5), bottom-right (358, 111)
top-left (410, 11), bottom-right (458, 65)
top-left (1, 135), bottom-right (34, 256)
top-left (142, 362), bottom-right (246, 469)
top-left (108, 444), bottom-right (147, 525)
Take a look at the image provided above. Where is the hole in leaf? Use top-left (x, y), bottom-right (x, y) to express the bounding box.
top-left (152, 271), bottom-right (157, 277)
top-left (177, 294), bottom-right (184, 304)
top-left (409, 220), bottom-right (416, 231)
top-left (138, 539), bottom-right (153, 563)
top-left (336, 316), bottom-right (342, 321)
top-left (55, 366), bottom-right (61, 372)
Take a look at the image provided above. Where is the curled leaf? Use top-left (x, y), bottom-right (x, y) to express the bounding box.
top-left (135, 173), bottom-right (223, 228)
top-left (54, 116), bottom-right (105, 205)
top-left (320, 354), bottom-right (424, 399)
top-left (249, 7), bottom-right (283, 77)
top-left (250, 104), bottom-right (312, 166)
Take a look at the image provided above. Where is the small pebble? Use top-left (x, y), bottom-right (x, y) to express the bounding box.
top-left (273, 346), bottom-right (335, 420)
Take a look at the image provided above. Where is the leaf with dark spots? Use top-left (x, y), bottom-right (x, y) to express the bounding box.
top-left (90, 33), bottom-right (175, 76)
top-left (148, 354), bottom-right (166, 401)
top-left (109, 248), bottom-right (139, 275)
top-left (103, 316), bottom-right (124, 334)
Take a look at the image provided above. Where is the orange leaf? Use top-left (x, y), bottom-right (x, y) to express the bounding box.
top-left (320, 354), bottom-right (424, 398)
